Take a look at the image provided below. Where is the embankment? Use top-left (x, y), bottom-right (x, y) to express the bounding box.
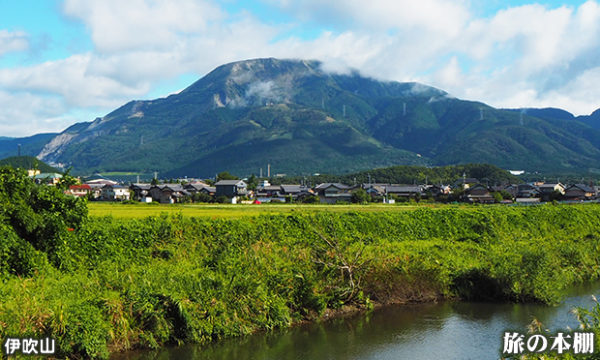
top-left (2, 205), bottom-right (600, 358)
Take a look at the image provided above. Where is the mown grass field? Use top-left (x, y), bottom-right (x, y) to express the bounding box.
top-left (87, 202), bottom-right (468, 218)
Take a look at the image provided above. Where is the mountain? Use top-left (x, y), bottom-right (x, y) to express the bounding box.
top-left (36, 58), bottom-right (600, 177)
top-left (503, 108), bottom-right (575, 122)
top-left (0, 156), bottom-right (59, 173)
top-left (577, 109), bottom-right (600, 129)
top-left (0, 133), bottom-right (58, 161)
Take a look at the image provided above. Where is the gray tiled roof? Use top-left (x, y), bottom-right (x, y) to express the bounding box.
top-left (315, 183), bottom-right (351, 190)
top-left (215, 180), bottom-right (245, 186)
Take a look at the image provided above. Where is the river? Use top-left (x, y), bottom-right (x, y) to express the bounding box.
top-left (112, 281), bottom-right (600, 360)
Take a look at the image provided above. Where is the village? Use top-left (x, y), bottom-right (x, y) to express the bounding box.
top-left (27, 169), bottom-right (600, 205)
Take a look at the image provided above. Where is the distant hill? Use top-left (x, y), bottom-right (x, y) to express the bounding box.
top-left (0, 156), bottom-right (60, 173)
top-left (271, 163), bottom-right (523, 186)
top-left (0, 133), bottom-right (58, 160)
top-left (577, 109), bottom-right (600, 130)
top-left (28, 58), bottom-right (600, 177)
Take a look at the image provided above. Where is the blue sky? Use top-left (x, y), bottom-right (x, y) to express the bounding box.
top-left (0, 0), bottom-right (598, 136)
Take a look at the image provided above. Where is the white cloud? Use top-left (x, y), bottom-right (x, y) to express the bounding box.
top-left (266, 0), bottom-right (470, 35)
top-left (0, 29), bottom-right (29, 56)
top-left (0, 90), bottom-right (68, 136)
top-left (0, 54), bottom-right (146, 108)
top-left (62, 0), bottom-right (224, 53)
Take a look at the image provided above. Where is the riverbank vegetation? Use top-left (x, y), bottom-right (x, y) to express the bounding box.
top-left (3, 167), bottom-right (600, 358)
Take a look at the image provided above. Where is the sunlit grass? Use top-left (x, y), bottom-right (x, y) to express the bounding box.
top-left (87, 202), bottom-right (470, 219)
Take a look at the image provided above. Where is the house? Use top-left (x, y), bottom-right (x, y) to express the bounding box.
top-left (27, 169), bottom-right (41, 177)
top-left (101, 184), bottom-right (130, 201)
top-left (278, 185), bottom-right (312, 201)
top-left (32, 172), bottom-right (63, 185)
top-left (215, 180), bottom-right (247, 198)
top-left (462, 183), bottom-right (495, 203)
top-left (65, 184), bottom-right (91, 198)
top-left (85, 178), bottom-right (118, 186)
top-left (517, 184), bottom-right (540, 198)
top-left (426, 184), bottom-right (451, 196)
top-left (84, 178), bottom-right (118, 200)
top-left (184, 183), bottom-right (216, 196)
top-left (254, 184), bottom-right (312, 202)
top-left (453, 178), bottom-right (479, 189)
top-left (130, 183), bottom-right (152, 201)
top-left (280, 185), bottom-right (310, 197)
top-left (385, 185), bottom-right (424, 198)
top-left (494, 184), bottom-right (519, 199)
top-left (314, 183), bottom-right (353, 203)
top-left (538, 183), bottom-right (565, 201)
top-left (148, 184), bottom-right (191, 204)
top-left (85, 184), bottom-right (104, 199)
top-left (564, 184), bottom-right (596, 201)
top-left (256, 184), bottom-right (283, 197)
top-left (362, 183), bottom-right (387, 197)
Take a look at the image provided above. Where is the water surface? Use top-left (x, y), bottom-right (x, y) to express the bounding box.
top-left (112, 281), bottom-right (600, 360)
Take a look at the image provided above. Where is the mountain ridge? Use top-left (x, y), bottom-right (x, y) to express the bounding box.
top-left (24, 57), bottom-right (600, 177)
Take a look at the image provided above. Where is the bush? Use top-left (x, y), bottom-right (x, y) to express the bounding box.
top-left (0, 166), bottom-right (87, 271)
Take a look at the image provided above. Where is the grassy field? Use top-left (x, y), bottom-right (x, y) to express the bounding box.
top-left (87, 202), bottom-right (467, 218)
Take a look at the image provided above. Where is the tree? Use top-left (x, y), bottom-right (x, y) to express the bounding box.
top-left (499, 190), bottom-right (514, 200)
top-left (0, 166), bottom-right (88, 275)
top-left (217, 171), bottom-right (238, 181)
top-left (492, 192), bottom-right (503, 203)
top-left (193, 192), bottom-right (213, 203)
top-left (247, 174), bottom-right (258, 191)
top-left (351, 188), bottom-right (369, 204)
top-left (215, 195), bottom-right (229, 203)
top-left (299, 194), bottom-right (320, 204)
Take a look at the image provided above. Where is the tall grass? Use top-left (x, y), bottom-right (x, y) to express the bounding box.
top-left (2, 205), bottom-right (600, 358)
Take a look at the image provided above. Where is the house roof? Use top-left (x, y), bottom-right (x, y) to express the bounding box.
top-left (69, 184), bottom-right (91, 190)
top-left (567, 184), bottom-right (596, 193)
top-left (163, 184), bottom-right (185, 191)
top-left (33, 172), bottom-right (63, 179)
top-left (518, 184), bottom-right (539, 190)
top-left (538, 183), bottom-right (564, 189)
top-left (131, 183), bottom-right (151, 190)
top-left (103, 184), bottom-right (127, 189)
top-left (280, 185), bottom-right (307, 193)
top-left (85, 178), bottom-right (117, 185)
top-left (385, 185), bottom-right (422, 193)
top-left (315, 183), bottom-right (351, 190)
top-left (258, 185), bottom-right (282, 191)
top-left (215, 180), bottom-right (245, 186)
top-left (184, 183), bottom-right (205, 190)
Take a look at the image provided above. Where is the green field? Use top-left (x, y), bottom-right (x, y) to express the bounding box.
top-left (87, 202), bottom-right (467, 218)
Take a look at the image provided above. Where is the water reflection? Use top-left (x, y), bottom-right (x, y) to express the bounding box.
top-left (112, 282), bottom-right (600, 360)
